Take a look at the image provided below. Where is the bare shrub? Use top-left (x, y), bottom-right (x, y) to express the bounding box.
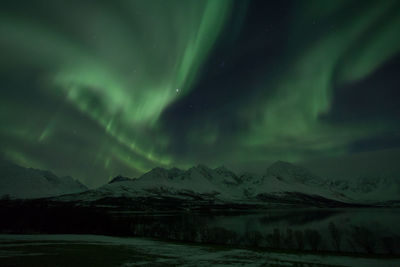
top-left (294, 230), bottom-right (305, 250)
top-left (305, 229), bottom-right (322, 251)
top-left (246, 230), bottom-right (264, 247)
top-left (382, 236), bottom-right (396, 255)
top-left (328, 222), bottom-right (342, 252)
top-left (266, 228), bottom-right (281, 249)
top-left (200, 227), bottom-right (237, 244)
top-left (284, 228), bottom-right (294, 249)
top-left (0, 194), bottom-right (10, 200)
top-left (349, 226), bottom-right (376, 254)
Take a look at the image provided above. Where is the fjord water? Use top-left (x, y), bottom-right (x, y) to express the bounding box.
top-left (1, 208), bottom-right (400, 266)
top-left (111, 208), bottom-right (400, 254)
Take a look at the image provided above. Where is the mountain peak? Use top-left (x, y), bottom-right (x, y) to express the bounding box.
top-left (139, 167), bottom-right (170, 181)
top-left (0, 160), bottom-right (88, 199)
top-left (139, 166), bottom-right (185, 181)
top-left (167, 167), bottom-right (183, 179)
top-left (195, 164), bottom-right (211, 170)
top-left (150, 167), bottom-right (168, 173)
top-left (268, 160), bottom-right (294, 168)
top-left (215, 165), bottom-right (238, 178)
top-left (169, 167), bottom-right (182, 172)
top-left (109, 175), bottom-right (132, 184)
top-left (214, 165), bottom-right (228, 172)
top-left (189, 164), bottom-right (212, 174)
top-left (266, 160), bottom-right (323, 185)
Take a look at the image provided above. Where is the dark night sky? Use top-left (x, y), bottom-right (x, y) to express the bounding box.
top-left (1, 0), bottom-right (400, 187)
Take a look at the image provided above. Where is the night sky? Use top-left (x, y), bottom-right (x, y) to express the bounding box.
top-left (1, 0), bottom-right (400, 187)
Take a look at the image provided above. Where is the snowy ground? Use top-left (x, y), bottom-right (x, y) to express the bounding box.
top-left (0, 234), bottom-right (399, 267)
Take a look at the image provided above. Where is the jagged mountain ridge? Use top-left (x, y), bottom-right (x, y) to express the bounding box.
top-left (87, 164), bottom-right (245, 202)
top-left (328, 175), bottom-right (400, 203)
top-left (264, 160), bottom-right (325, 185)
top-left (88, 161), bottom-right (399, 205)
top-left (0, 160), bottom-right (88, 199)
top-left (64, 162), bottom-right (354, 206)
top-left (2, 159), bottom-right (398, 205)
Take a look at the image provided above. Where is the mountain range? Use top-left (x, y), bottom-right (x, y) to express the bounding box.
top-left (0, 160), bottom-right (87, 199)
top-left (1, 159), bottom-right (399, 207)
top-left (60, 160), bottom-right (399, 207)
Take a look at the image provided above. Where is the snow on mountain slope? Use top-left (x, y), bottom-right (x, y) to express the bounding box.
top-left (71, 162), bottom-right (345, 204)
top-left (265, 160), bottom-right (325, 186)
top-left (71, 165), bottom-right (247, 202)
top-left (328, 175), bottom-right (400, 203)
top-left (56, 161), bottom-right (398, 205)
top-left (0, 160), bottom-right (88, 199)
top-left (108, 175), bottom-right (133, 184)
top-left (253, 161), bottom-right (349, 202)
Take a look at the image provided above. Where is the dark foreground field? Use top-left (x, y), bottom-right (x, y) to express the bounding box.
top-left (1, 234), bottom-right (400, 267)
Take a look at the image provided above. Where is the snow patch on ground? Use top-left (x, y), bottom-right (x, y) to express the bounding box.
top-left (0, 234), bottom-right (399, 267)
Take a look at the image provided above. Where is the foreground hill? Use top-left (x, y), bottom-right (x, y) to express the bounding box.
top-left (0, 160), bottom-right (87, 199)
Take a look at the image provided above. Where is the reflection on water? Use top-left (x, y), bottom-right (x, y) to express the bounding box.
top-left (114, 208), bottom-right (400, 254)
top-left (1, 202), bottom-right (399, 255)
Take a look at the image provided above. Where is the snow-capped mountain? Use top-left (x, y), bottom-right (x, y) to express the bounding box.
top-left (328, 175), bottom-right (400, 203)
top-left (108, 175), bottom-right (132, 184)
top-left (61, 161), bottom-right (353, 206)
top-left (8, 159), bottom-right (396, 206)
top-left (264, 160), bottom-right (325, 186)
top-left (0, 160), bottom-right (88, 199)
top-left (252, 161), bottom-right (349, 203)
top-left (74, 165), bottom-right (245, 202)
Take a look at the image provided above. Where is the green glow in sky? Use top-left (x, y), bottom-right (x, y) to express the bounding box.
top-left (1, 0), bottom-right (400, 186)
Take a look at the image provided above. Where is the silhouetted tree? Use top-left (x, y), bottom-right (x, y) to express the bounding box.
top-left (266, 228), bottom-right (281, 249)
top-left (305, 229), bottom-right (322, 251)
top-left (246, 230), bottom-right (263, 247)
top-left (349, 226), bottom-right (376, 254)
top-left (328, 222), bottom-right (342, 252)
top-left (0, 194), bottom-right (10, 201)
top-left (294, 230), bottom-right (305, 250)
top-left (284, 228), bottom-right (294, 249)
top-left (381, 236), bottom-right (396, 255)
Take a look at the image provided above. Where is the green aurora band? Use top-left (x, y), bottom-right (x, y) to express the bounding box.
top-left (0, 0), bottom-right (400, 186)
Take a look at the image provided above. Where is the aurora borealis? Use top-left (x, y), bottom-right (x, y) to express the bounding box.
top-left (1, 0), bottom-right (400, 187)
